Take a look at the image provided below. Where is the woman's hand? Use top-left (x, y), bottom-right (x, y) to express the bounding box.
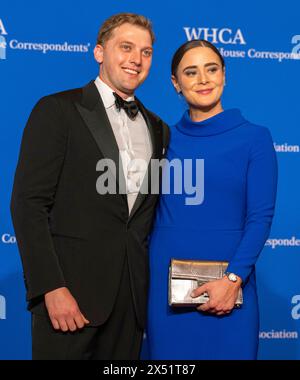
top-left (191, 275), bottom-right (242, 316)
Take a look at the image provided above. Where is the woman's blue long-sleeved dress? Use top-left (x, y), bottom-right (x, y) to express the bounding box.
top-left (147, 109), bottom-right (277, 360)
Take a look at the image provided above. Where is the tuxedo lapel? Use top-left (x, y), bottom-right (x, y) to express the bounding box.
top-left (137, 100), bottom-right (163, 161)
top-left (128, 100), bottom-right (163, 221)
top-left (76, 82), bottom-right (164, 220)
top-left (75, 81), bottom-right (127, 195)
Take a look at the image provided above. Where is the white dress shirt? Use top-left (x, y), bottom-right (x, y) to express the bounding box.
top-left (94, 77), bottom-right (152, 214)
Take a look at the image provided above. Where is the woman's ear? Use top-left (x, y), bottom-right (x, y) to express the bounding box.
top-left (171, 75), bottom-right (181, 93)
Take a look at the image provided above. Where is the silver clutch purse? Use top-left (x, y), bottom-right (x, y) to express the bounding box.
top-left (168, 259), bottom-right (243, 307)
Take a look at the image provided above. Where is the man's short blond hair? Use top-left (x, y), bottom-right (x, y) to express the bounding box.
top-left (96, 13), bottom-right (155, 46)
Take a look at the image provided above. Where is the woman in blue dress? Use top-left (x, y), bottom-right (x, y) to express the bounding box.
top-left (147, 40), bottom-right (278, 359)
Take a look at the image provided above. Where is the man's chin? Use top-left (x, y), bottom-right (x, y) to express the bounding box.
top-left (121, 84), bottom-right (140, 95)
top-left (122, 78), bottom-right (145, 92)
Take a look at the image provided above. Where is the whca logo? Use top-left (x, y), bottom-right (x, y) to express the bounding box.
top-left (183, 26), bottom-right (246, 45)
top-left (0, 18), bottom-right (8, 60)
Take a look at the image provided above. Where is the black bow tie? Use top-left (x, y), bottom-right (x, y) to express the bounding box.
top-left (113, 92), bottom-right (139, 120)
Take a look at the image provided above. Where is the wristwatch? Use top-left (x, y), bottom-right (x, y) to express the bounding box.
top-left (224, 272), bottom-right (238, 283)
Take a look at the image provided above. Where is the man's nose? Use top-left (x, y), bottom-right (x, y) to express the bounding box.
top-left (129, 49), bottom-right (142, 66)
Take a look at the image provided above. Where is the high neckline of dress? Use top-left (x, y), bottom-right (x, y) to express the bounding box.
top-left (176, 108), bottom-right (247, 137)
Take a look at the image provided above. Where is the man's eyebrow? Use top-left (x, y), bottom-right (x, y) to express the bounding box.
top-left (119, 41), bottom-right (153, 50)
top-left (119, 40), bottom-right (134, 44)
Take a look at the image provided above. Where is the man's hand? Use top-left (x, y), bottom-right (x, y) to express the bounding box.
top-left (191, 276), bottom-right (242, 316)
top-left (44, 287), bottom-right (90, 332)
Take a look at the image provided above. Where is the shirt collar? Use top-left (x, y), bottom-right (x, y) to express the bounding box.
top-left (94, 76), bottom-right (135, 110)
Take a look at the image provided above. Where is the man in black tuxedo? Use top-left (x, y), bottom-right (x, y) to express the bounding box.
top-left (11, 13), bottom-right (169, 360)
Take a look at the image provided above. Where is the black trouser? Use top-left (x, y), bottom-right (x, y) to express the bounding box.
top-left (32, 257), bottom-right (143, 360)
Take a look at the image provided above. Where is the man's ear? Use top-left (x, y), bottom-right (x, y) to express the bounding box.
top-left (171, 75), bottom-right (181, 93)
top-left (94, 44), bottom-right (104, 64)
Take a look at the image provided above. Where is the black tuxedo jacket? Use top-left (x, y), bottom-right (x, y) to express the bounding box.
top-left (11, 81), bottom-right (169, 328)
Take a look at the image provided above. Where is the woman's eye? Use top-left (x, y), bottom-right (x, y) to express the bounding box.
top-left (208, 67), bottom-right (218, 73)
top-left (185, 71), bottom-right (197, 76)
top-left (121, 44), bottom-right (131, 51)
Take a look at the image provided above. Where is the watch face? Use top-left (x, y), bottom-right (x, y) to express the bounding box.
top-left (228, 273), bottom-right (237, 282)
